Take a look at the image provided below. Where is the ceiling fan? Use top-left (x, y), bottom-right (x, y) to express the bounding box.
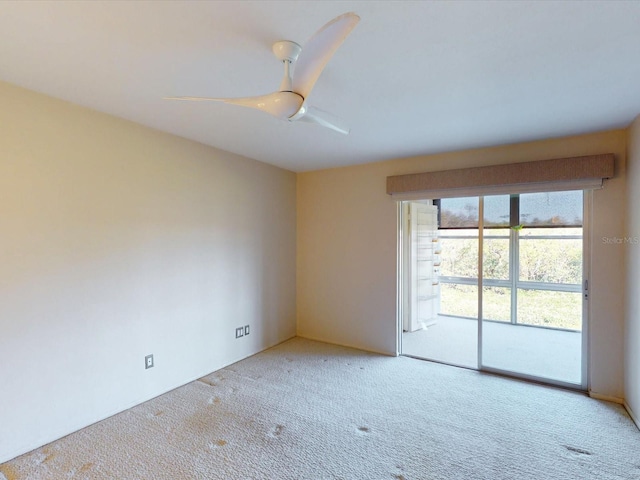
top-left (165, 12), bottom-right (360, 135)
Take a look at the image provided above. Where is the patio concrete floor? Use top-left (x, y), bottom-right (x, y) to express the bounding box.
top-left (402, 315), bottom-right (582, 385)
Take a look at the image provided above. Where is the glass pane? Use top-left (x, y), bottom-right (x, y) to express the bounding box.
top-left (439, 237), bottom-right (478, 278)
top-left (481, 320), bottom-right (582, 384)
top-left (520, 227), bottom-right (582, 237)
top-left (441, 229), bottom-right (478, 237)
top-left (484, 195), bottom-right (511, 227)
top-left (484, 227), bottom-right (509, 238)
top-left (520, 191), bottom-right (583, 227)
top-left (440, 197), bottom-right (479, 229)
top-left (517, 290), bottom-right (582, 330)
top-left (483, 287), bottom-right (582, 384)
top-left (482, 286), bottom-right (510, 322)
top-left (483, 236), bottom-right (509, 281)
top-left (440, 283), bottom-right (477, 318)
top-left (519, 236), bottom-right (582, 284)
top-left (480, 191), bottom-right (583, 386)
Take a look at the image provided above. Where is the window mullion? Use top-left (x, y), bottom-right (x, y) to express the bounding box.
top-left (510, 195), bottom-right (519, 325)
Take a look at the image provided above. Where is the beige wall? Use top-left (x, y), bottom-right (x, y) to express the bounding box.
top-left (0, 81), bottom-right (297, 463)
top-left (297, 130), bottom-right (627, 398)
top-left (625, 115), bottom-right (640, 422)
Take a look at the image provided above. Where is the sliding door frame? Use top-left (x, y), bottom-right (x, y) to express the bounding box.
top-left (396, 202), bottom-right (405, 357)
top-left (478, 191), bottom-right (590, 391)
top-left (398, 191), bottom-right (591, 391)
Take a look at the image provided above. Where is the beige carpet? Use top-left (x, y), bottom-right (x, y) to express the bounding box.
top-left (1, 338), bottom-right (639, 479)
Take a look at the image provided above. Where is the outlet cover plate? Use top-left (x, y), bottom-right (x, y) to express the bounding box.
top-left (145, 354), bottom-right (154, 369)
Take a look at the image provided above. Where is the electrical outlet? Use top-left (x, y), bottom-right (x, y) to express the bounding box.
top-left (244, 325), bottom-right (250, 336)
top-left (235, 327), bottom-right (244, 338)
top-left (145, 354), bottom-right (154, 369)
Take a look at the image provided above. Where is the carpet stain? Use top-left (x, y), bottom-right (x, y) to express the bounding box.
top-left (154, 410), bottom-right (164, 417)
top-left (207, 397), bottom-right (221, 405)
top-left (38, 447), bottom-right (56, 464)
top-left (269, 425), bottom-right (285, 437)
top-left (208, 440), bottom-right (227, 450)
top-left (199, 378), bottom-right (217, 387)
top-left (564, 445), bottom-right (593, 456)
top-left (199, 375), bottom-right (225, 387)
top-left (357, 426), bottom-right (370, 433)
top-left (78, 462), bottom-right (94, 473)
top-left (29, 447), bottom-right (55, 466)
top-left (392, 464), bottom-right (406, 479)
top-left (0, 464), bottom-right (19, 480)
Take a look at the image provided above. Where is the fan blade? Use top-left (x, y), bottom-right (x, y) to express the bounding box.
top-left (296, 105), bottom-right (350, 135)
top-left (292, 12), bottom-right (360, 99)
top-left (165, 92), bottom-right (303, 120)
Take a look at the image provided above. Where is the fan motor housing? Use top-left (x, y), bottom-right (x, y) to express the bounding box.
top-left (272, 40), bottom-right (302, 63)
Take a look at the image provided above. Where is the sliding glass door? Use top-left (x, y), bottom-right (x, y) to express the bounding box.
top-left (401, 190), bottom-right (587, 388)
top-left (480, 191), bottom-right (585, 385)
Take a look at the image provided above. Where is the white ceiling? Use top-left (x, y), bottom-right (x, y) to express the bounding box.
top-left (1, 1), bottom-right (639, 172)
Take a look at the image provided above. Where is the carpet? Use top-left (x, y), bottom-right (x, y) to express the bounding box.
top-left (1, 338), bottom-right (638, 479)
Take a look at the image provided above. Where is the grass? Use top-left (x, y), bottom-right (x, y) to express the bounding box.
top-left (440, 284), bottom-right (582, 330)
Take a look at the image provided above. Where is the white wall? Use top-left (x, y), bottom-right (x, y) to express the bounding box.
top-left (297, 130), bottom-right (627, 399)
top-left (625, 115), bottom-right (640, 423)
top-left (0, 81), bottom-right (297, 463)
